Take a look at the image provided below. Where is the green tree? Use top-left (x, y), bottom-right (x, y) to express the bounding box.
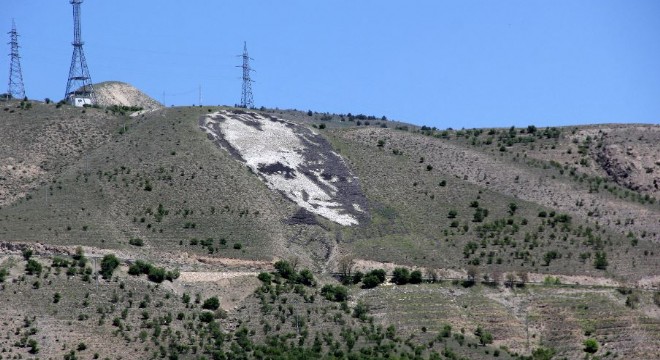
top-left (147, 266), bottom-right (166, 283)
top-left (474, 327), bottom-right (493, 346)
top-left (410, 270), bottom-right (423, 284)
top-left (392, 267), bottom-right (410, 285)
top-left (298, 269), bottom-right (316, 287)
top-left (361, 274), bottom-right (381, 289)
top-left (100, 254), bottom-right (120, 279)
top-left (274, 260), bottom-right (295, 279)
top-left (202, 296), bottom-right (220, 310)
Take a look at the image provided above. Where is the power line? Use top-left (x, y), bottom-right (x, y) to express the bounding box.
top-left (6, 19), bottom-right (26, 100)
top-left (65, 0), bottom-right (96, 105)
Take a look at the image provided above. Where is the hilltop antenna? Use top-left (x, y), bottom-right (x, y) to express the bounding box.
top-left (236, 41), bottom-right (254, 108)
top-left (64, 0), bottom-right (96, 105)
top-left (6, 19), bottom-right (26, 100)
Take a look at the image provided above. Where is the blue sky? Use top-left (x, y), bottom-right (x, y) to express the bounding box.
top-left (4, 1), bottom-right (660, 129)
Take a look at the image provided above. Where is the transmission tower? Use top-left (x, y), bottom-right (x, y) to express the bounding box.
top-left (237, 41), bottom-right (254, 108)
top-left (65, 0), bottom-right (96, 104)
top-left (6, 19), bottom-right (25, 100)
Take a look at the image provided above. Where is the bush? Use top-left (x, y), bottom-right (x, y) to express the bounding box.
top-left (274, 260), bottom-right (295, 279)
top-left (257, 272), bottom-right (272, 284)
top-left (475, 327), bottom-right (493, 346)
top-left (52, 257), bottom-right (70, 268)
top-left (0, 268), bottom-right (8, 282)
top-left (320, 284), bottom-right (348, 302)
top-left (583, 338), bottom-right (598, 353)
top-left (298, 269), bottom-right (316, 287)
top-left (361, 269), bottom-right (386, 289)
top-left (129, 238), bottom-right (144, 247)
top-left (128, 260), bottom-right (152, 275)
top-left (361, 274), bottom-right (381, 289)
top-left (100, 254), bottom-right (119, 279)
top-left (392, 267), bottom-right (410, 285)
top-left (410, 270), bottom-right (423, 284)
top-left (368, 269), bottom-right (386, 283)
top-left (202, 296), bottom-right (220, 310)
top-left (352, 301), bottom-right (369, 320)
top-left (199, 311), bottom-right (214, 323)
top-left (447, 210), bottom-right (457, 219)
top-left (594, 251), bottom-right (608, 270)
top-left (25, 259), bottom-right (42, 275)
top-left (22, 248), bottom-right (33, 260)
top-left (165, 269), bottom-right (180, 282)
top-left (147, 266), bottom-right (166, 283)
top-left (440, 324), bottom-right (452, 338)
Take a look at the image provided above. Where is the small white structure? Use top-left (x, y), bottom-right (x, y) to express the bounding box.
top-left (69, 96), bottom-right (92, 107)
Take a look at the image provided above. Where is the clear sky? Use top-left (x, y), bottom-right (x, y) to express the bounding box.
top-left (4, 1), bottom-right (660, 129)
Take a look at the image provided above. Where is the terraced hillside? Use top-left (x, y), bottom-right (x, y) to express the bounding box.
top-left (0, 99), bottom-right (658, 358)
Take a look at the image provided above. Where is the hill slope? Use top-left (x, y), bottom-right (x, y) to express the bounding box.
top-left (0, 102), bottom-right (658, 359)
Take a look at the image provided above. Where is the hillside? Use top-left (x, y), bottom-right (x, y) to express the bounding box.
top-left (0, 99), bottom-right (658, 359)
top-left (93, 81), bottom-right (163, 110)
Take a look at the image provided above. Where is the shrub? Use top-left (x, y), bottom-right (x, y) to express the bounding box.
top-left (298, 269), bottom-right (316, 287)
top-left (474, 327), bottom-right (493, 346)
top-left (53, 292), bottom-right (61, 303)
top-left (128, 260), bottom-right (152, 276)
top-left (52, 257), bottom-right (70, 268)
top-left (583, 338), bottom-right (598, 353)
top-left (129, 238), bottom-right (144, 247)
top-left (439, 180), bottom-right (447, 187)
top-left (147, 266), bottom-right (166, 283)
top-left (352, 301), bottom-right (369, 320)
top-left (320, 284), bottom-right (348, 302)
top-left (361, 269), bottom-right (386, 289)
top-left (410, 270), bottom-right (423, 284)
top-left (0, 268), bottom-right (8, 282)
top-left (274, 260), bottom-right (295, 279)
top-left (368, 269), bottom-right (386, 283)
top-left (440, 324), bottom-right (452, 337)
top-left (392, 267), bottom-right (410, 285)
top-left (25, 259), bottom-right (42, 275)
top-left (165, 269), bottom-right (180, 281)
top-left (199, 311), bottom-right (214, 323)
top-left (233, 243), bottom-right (242, 250)
top-left (22, 248), bottom-right (33, 260)
top-left (531, 347), bottom-right (556, 360)
top-left (28, 339), bottom-right (39, 354)
top-left (361, 275), bottom-right (381, 289)
top-left (100, 254), bottom-right (119, 279)
top-left (594, 252), bottom-right (608, 270)
top-left (447, 210), bottom-right (457, 219)
top-left (202, 296), bottom-right (220, 310)
top-left (257, 272), bottom-right (272, 284)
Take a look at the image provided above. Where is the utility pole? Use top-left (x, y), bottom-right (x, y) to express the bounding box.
top-left (236, 41), bottom-right (254, 109)
top-left (7, 19), bottom-right (26, 100)
top-left (65, 0), bottom-right (96, 104)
